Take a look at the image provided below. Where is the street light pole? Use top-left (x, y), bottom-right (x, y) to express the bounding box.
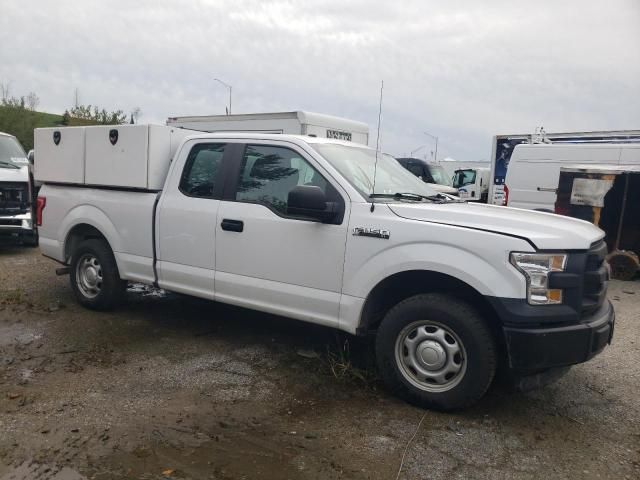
top-left (423, 131), bottom-right (438, 162)
top-left (410, 144), bottom-right (428, 157)
top-left (214, 78), bottom-right (232, 115)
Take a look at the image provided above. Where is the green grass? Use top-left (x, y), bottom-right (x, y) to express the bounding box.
top-left (0, 106), bottom-right (65, 151)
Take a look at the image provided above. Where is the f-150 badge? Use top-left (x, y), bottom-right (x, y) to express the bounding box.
top-left (353, 227), bottom-right (390, 239)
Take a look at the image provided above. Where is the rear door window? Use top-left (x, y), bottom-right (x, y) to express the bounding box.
top-left (179, 143), bottom-right (226, 198)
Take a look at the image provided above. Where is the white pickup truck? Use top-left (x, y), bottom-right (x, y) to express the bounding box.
top-left (35, 125), bottom-right (614, 410)
top-left (0, 132), bottom-right (38, 246)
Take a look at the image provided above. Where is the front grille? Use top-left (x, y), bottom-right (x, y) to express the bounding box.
top-left (582, 241), bottom-right (609, 315)
top-left (0, 182), bottom-right (29, 216)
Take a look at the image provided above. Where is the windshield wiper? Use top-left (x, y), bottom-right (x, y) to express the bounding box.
top-left (370, 192), bottom-right (425, 201)
top-left (369, 192), bottom-right (461, 203)
top-left (0, 160), bottom-right (20, 169)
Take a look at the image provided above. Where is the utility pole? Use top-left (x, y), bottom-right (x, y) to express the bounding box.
top-left (214, 78), bottom-right (232, 115)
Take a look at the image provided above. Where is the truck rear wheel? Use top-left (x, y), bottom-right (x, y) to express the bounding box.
top-left (376, 293), bottom-right (496, 411)
top-left (70, 239), bottom-right (126, 310)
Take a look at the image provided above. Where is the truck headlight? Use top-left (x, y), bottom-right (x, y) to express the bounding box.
top-left (510, 253), bottom-right (567, 305)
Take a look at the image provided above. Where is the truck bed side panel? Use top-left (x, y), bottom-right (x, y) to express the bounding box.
top-left (39, 185), bottom-right (157, 284)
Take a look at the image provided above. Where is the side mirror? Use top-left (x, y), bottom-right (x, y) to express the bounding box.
top-left (287, 185), bottom-right (335, 222)
top-left (27, 150), bottom-right (34, 164)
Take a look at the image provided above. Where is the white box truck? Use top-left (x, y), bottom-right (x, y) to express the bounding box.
top-left (166, 111), bottom-right (370, 146)
top-left (489, 129), bottom-right (640, 206)
top-left (34, 125), bottom-right (614, 411)
top-left (452, 167), bottom-right (490, 202)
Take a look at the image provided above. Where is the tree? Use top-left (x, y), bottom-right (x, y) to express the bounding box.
top-left (26, 92), bottom-right (40, 111)
top-left (0, 82), bottom-right (10, 101)
top-left (0, 93), bottom-right (37, 150)
top-left (68, 104), bottom-right (128, 125)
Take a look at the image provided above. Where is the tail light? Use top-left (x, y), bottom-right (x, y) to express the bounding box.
top-left (36, 196), bottom-right (46, 226)
top-left (503, 184), bottom-right (509, 206)
top-left (555, 204), bottom-right (569, 216)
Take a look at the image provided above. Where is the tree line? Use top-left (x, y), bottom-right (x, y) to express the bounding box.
top-left (0, 84), bottom-right (140, 150)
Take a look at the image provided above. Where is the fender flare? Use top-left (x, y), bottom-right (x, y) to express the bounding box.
top-left (59, 204), bottom-right (122, 262)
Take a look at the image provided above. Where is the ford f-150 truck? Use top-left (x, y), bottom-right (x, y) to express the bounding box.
top-left (35, 125), bottom-right (614, 410)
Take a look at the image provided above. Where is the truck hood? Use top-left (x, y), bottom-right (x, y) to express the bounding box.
top-left (0, 165), bottom-right (29, 182)
top-left (388, 202), bottom-right (604, 250)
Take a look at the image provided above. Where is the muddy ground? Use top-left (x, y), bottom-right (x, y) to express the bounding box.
top-left (0, 246), bottom-right (638, 480)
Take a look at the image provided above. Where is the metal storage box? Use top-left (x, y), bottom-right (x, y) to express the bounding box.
top-left (35, 125), bottom-right (194, 190)
top-left (85, 125), bottom-right (193, 190)
top-left (34, 127), bottom-right (86, 184)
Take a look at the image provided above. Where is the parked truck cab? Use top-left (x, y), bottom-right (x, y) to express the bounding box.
top-left (0, 132), bottom-right (38, 246)
top-left (453, 167), bottom-right (490, 202)
top-left (35, 126), bottom-right (614, 411)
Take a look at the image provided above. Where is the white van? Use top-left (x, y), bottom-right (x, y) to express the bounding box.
top-left (504, 143), bottom-right (640, 211)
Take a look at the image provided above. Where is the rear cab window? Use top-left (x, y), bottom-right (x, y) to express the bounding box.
top-left (179, 143), bottom-right (226, 198)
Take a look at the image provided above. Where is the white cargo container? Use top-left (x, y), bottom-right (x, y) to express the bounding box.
top-left (35, 125), bottom-right (195, 190)
top-left (166, 111), bottom-right (370, 146)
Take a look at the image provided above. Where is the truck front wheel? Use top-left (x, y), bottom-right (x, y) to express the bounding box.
top-left (70, 239), bottom-right (126, 310)
top-left (376, 293), bottom-right (496, 411)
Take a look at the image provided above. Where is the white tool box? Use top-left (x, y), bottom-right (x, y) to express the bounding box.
top-left (35, 125), bottom-right (194, 190)
top-left (34, 127), bottom-right (86, 184)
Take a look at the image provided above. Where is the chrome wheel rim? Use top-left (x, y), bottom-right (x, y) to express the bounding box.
top-left (76, 254), bottom-right (103, 299)
top-left (395, 320), bottom-right (467, 393)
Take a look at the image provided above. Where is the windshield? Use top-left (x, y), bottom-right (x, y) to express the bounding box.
top-left (452, 169), bottom-right (476, 188)
top-left (0, 135), bottom-right (28, 168)
top-left (427, 164), bottom-right (452, 186)
top-left (311, 143), bottom-right (438, 199)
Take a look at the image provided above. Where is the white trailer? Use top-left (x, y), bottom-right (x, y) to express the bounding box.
top-left (166, 111), bottom-right (369, 146)
top-left (488, 129), bottom-right (640, 205)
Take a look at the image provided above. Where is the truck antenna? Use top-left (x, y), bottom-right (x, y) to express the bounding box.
top-left (370, 80), bottom-right (384, 212)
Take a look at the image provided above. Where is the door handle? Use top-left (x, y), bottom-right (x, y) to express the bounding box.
top-left (221, 219), bottom-right (244, 232)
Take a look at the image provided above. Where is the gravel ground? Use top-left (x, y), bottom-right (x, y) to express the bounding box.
top-left (0, 246), bottom-right (638, 479)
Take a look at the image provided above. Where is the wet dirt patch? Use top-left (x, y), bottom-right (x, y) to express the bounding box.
top-left (1, 249), bottom-right (639, 479)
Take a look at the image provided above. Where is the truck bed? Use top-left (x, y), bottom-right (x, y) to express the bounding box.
top-left (39, 184), bottom-right (158, 285)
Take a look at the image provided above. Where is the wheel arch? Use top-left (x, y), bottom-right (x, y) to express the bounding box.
top-left (60, 205), bottom-right (121, 264)
top-left (357, 270), bottom-right (504, 347)
top-left (64, 223), bottom-right (110, 263)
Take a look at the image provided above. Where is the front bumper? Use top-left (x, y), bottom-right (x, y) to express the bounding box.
top-left (0, 211), bottom-right (34, 234)
top-left (502, 300), bottom-right (615, 372)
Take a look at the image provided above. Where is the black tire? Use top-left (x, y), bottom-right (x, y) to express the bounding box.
top-left (375, 293), bottom-right (496, 411)
top-left (70, 239), bottom-right (126, 311)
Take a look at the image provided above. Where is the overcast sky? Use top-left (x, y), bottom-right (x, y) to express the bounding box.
top-left (1, 0), bottom-right (639, 160)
